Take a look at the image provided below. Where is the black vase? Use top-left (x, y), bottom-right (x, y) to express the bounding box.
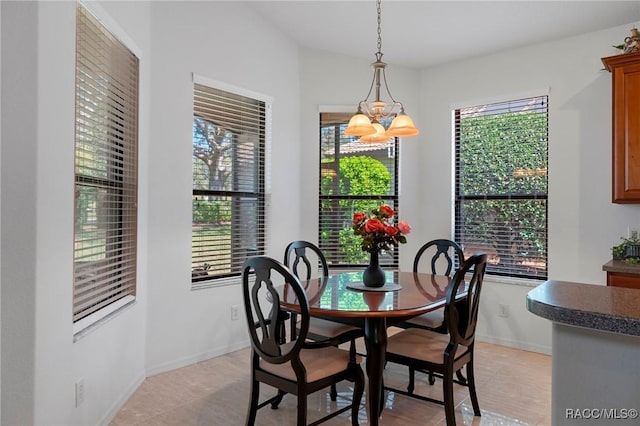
top-left (363, 251), bottom-right (386, 288)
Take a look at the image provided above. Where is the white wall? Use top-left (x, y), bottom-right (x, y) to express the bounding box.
top-left (145, 1), bottom-right (301, 374)
top-left (419, 25), bottom-right (638, 284)
top-left (417, 23), bottom-right (640, 353)
top-left (1, 3), bottom-right (37, 423)
top-left (1, 1), bottom-right (151, 424)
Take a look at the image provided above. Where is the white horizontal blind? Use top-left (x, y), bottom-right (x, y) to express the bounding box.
top-left (192, 83), bottom-right (267, 285)
top-left (73, 4), bottom-right (139, 322)
top-left (454, 95), bottom-right (548, 279)
top-left (318, 113), bottom-right (399, 267)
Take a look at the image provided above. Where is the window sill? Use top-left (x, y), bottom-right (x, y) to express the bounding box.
top-left (484, 274), bottom-right (544, 288)
top-left (73, 295), bottom-right (136, 342)
top-left (192, 275), bottom-right (240, 291)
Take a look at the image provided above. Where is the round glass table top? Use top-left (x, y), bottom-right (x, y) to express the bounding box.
top-left (281, 270), bottom-right (455, 318)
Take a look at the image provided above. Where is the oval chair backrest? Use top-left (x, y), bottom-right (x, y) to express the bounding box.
top-left (242, 256), bottom-right (310, 364)
top-left (284, 240), bottom-right (329, 281)
top-left (444, 253), bottom-right (487, 348)
top-left (413, 239), bottom-right (465, 277)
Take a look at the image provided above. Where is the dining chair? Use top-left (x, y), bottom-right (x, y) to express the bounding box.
top-left (242, 256), bottom-right (365, 426)
top-left (284, 240), bottom-right (365, 400)
top-left (402, 239), bottom-right (466, 385)
top-left (384, 253), bottom-right (488, 426)
top-left (401, 239), bottom-right (466, 332)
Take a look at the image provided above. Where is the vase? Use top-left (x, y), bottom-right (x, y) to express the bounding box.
top-left (363, 291), bottom-right (385, 309)
top-left (363, 251), bottom-right (386, 288)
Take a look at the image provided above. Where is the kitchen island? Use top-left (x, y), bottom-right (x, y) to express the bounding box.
top-left (527, 280), bottom-right (640, 425)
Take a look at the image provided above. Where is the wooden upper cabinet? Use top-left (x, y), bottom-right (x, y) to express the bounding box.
top-left (602, 52), bottom-right (640, 203)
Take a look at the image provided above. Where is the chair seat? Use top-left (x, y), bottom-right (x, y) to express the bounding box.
top-left (403, 309), bottom-right (445, 329)
top-left (259, 345), bottom-right (362, 383)
top-left (306, 317), bottom-right (361, 341)
top-left (387, 328), bottom-right (466, 364)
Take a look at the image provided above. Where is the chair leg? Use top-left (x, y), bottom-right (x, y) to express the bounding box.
top-left (407, 366), bottom-right (415, 394)
top-left (351, 365), bottom-right (365, 426)
top-left (443, 369), bottom-right (456, 426)
top-left (455, 367), bottom-right (467, 385)
top-left (296, 393), bottom-right (307, 426)
top-left (467, 359), bottom-right (481, 416)
top-left (330, 383), bottom-right (338, 401)
top-left (246, 379), bottom-right (259, 426)
top-left (428, 371), bottom-right (436, 385)
top-left (270, 390), bottom-right (286, 409)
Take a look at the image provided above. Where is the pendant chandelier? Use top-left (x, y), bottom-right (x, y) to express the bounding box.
top-left (344, 0), bottom-right (419, 142)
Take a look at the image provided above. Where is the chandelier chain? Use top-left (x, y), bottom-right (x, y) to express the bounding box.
top-left (344, 0), bottom-right (419, 138)
top-left (376, 0), bottom-right (382, 55)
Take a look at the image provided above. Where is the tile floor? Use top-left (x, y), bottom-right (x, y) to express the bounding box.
top-left (111, 337), bottom-right (551, 425)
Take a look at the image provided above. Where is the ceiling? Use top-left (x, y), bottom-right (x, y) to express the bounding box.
top-left (246, 1), bottom-right (640, 68)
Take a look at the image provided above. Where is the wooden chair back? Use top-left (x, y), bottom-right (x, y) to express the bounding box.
top-left (413, 239), bottom-right (465, 277)
top-left (242, 256), bottom-right (309, 364)
top-left (444, 253), bottom-right (487, 348)
top-left (284, 240), bottom-right (329, 281)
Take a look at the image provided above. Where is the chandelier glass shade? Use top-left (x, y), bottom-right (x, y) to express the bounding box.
top-left (344, 0), bottom-right (419, 141)
top-left (359, 121), bottom-right (389, 143)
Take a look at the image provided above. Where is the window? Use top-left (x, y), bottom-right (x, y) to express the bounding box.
top-left (454, 95), bottom-right (548, 279)
top-left (191, 81), bottom-right (268, 288)
top-left (319, 113), bottom-right (400, 267)
top-left (73, 4), bottom-right (139, 323)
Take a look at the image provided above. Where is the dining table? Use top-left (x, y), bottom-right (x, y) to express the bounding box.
top-left (280, 269), bottom-right (457, 426)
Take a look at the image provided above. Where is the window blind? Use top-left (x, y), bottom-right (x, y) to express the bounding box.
top-left (454, 95), bottom-right (548, 279)
top-left (318, 113), bottom-right (399, 267)
top-left (73, 4), bottom-right (139, 322)
top-left (192, 83), bottom-right (267, 286)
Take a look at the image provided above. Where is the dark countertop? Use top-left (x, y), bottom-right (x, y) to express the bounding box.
top-left (526, 280), bottom-right (640, 337)
top-left (602, 259), bottom-right (640, 274)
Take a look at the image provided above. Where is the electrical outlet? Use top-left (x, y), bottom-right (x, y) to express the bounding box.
top-left (498, 304), bottom-right (509, 318)
top-left (231, 305), bottom-right (240, 321)
top-left (75, 379), bottom-right (85, 407)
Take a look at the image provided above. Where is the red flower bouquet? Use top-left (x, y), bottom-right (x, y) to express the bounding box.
top-left (352, 205), bottom-right (411, 254)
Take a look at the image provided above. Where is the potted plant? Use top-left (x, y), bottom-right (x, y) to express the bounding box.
top-left (611, 234), bottom-right (640, 263)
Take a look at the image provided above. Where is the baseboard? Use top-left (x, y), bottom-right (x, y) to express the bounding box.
top-left (476, 333), bottom-right (552, 355)
top-left (145, 339), bottom-right (251, 377)
top-left (97, 339), bottom-right (251, 424)
top-left (98, 372), bottom-right (146, 426)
